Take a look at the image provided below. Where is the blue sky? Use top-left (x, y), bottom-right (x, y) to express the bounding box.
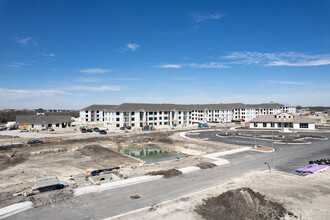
top-left (1, 0), bottom-right (330, 109)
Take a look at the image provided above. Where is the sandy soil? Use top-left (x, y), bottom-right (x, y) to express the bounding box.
top-left (0, 130), bottom-right (241, 208)
top-left (114, 170), bottom-right (330, 220)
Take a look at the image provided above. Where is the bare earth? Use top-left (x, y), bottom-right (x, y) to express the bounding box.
top-left (113, 170), bottom-right (330, 220)
top-left (0, 130), bottom-right (240, 208)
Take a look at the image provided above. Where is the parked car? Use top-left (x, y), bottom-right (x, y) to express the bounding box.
top-left (93, 127), bottom-right (100, 132)
top-left (19, 129), bottom-right (29, 132)
top-left (81, 128), bottom-right (87, 133)
top-left (49, 128), bottom-right (54, 131)
top-left (120, 127), bottom-right (125, 130)
top-left (99, 130), bottom-right (107, 134)
top-left (125, 126), bottom-right (132, 130)
top-left (87, 128), bottom-right (93, 132)
top-left (28, 140), bottom-right (43, 144)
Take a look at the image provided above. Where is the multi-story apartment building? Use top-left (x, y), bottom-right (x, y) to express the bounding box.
top-left (80, 102), bottom-right (296, 130)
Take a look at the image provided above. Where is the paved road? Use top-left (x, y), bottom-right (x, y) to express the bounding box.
top-left (7, 130), bottom-right (330, 220)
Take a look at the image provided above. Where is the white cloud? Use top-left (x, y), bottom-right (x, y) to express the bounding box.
top-left (172, 77), bottom-right (196, 80)
top-left (158, 64), bottom-right (182, 68)
top-left (0, 88), bottom-right (67, 95)
top-left (126, 43), bottom-right (140, 52)
top-left (75, 77), bottom-right (100, 83)
top-left (108, 78), bottom-right (139, 81)
top-left (67, 85), bottom-right (122, 91)
top-left (80, 68), bottom-right (110, 74)
top-left (199, 62), bottom-right (229, 69)
top-left (6, 62), bottom-right (31, 69)
top-left (15, 37), bottom-right (32, 45)
top-left (157, 62), bottom-right (228, 69)
top-left (42, 53), bottom-right (55, 57)
top-left (223, 51), bottom-right (330, 67)
top-left (265, 80), bottom-right (310, 85)
top-left (191, 13), bottom-right (226, 23)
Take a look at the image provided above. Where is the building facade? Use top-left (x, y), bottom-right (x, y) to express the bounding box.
top-left (80, 102), bottom-right (296, 130)
top-left (249, 112), bottom-right (315, 130)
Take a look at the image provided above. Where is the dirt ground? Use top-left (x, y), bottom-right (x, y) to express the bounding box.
top-left (114, 170), bottom-right (330, 220)
top-left (0, 130), bottom-right (241, 208)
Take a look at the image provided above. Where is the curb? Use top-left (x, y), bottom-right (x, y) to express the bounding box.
top-left (0, 201), bottom-right (33, 219)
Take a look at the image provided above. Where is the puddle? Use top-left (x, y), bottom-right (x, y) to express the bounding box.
top-left (118, 147), bottom-right (184, 162)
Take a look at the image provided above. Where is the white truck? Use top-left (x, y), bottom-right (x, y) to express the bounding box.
top-left (5, 121), bottom-right (17, 130)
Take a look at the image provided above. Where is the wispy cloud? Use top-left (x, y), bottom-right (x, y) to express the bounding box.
top-left (265, 80), bottom-right (310, 85)
top-left (6, 62), bottom-right (31, 69)
top-left (108, 78), bottom-right (139, 81)
top-left (127, 43), bottom-right (140, 51)
top-left (75, 77), bottom-right (101, 83)
top-left (158, 64), bottom-right (183, 69)
top-left (172, 77), bottom-right (197, 81)
top-left (14, 37), bottom-right (37, 46)
top-left (80, 68), bottom-right (110, 74)
top-left (190, 13), bottom-right (226, 23)
top-left (157, 62), bottom-right (229, 69)
top-left (223, 51), bottom-right (330, 67)
top-left (42, 53), bottom-right (55, 57)
top-left (0, 88), bottom-right (67, 95)
top-left (67, 85), bottom-right (122, 91)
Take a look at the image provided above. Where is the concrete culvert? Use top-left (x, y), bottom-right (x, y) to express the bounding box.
top-left (195, 187), bottom-right (288, 220)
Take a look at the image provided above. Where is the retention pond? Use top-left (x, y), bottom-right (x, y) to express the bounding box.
top-left (118, 147), bottom-right (184, 162)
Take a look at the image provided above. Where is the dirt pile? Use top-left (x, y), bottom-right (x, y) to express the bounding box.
top-left (147, 169), bottom-right (182, 178)
top-left (195, 187), bottom-right (288, 220)
top-left (196, 162), bottom-right (216, 169)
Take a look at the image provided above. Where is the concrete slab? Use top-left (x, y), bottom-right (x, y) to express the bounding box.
top-left (74, 175), bottom-right (163, 196)
top-left (0, 201), bottom-right (33, 219)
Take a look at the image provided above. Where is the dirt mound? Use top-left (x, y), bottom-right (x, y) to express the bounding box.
top-left (29, 189), bottom-right (74, 207)
top-left (195, 187), bottom-right (287, 220)
top-left (148, 169), bottom-right (182, 178)
top-left (0, 153), bottom-right (27, 170)
top-left (196, 162), bottom-right (216, 169)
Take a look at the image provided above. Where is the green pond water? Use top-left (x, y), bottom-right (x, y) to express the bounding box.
top-left (118, 147), bottom-right (184, 162)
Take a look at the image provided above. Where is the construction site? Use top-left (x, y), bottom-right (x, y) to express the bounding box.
top-left (0, 126), bottom-right (330, 219)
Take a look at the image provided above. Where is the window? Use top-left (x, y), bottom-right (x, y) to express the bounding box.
top-left (271, 122), bottom-right (275, 127)
top-left (299, 123), bottom-right (308, 128)
top-left (159, 122), bottom-right (162, 125)
top-left (56, 124), bottom-right (60, 127)
top-left (164, 122), bottom-right (168, 125)
top-left (86, 119), bottom-right (88, 121)
top-left (154, 112), bottom-right (157, 115)
top-left (149, 112), bottom-right (153, 115)
top-left (131, 112), bottom-right (135, 115)
top-left (85, 111), bottom-right (88, 113)
top-left (149, 117), bottom-right (153, 120)
top-left (154, 117), bottom-right (157, 120)
top-left (131, 118), bottom-right (135, 121)
top-left (159, 111), bottom-right (162, 114)
top-left (179, 111), bottom-right (181, 114)
top-left (159, 117), bottom-right (162, 120)
top-left (116, 118), bottom-right (120, 121)
top-left (116, 124), bottom-right (120, 127)
top-left (164, 117), bottom-right (168, 120)
top-left (116, 112), bottom-right (120, 115)
top-left (97, 111), bottom-right (99, 113)
top-left (132, 123), bottom-right (135, 127)
top-left (254, 123), bottom-right (257, 127)
top-left (179, 116), bottom-right (181, 119)
top-left (164, 111), bottom-right (168, 114)
top-left (263, 123), bottom-right (267, 127)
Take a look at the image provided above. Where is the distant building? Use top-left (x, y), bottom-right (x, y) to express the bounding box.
top-left (16, 115), bottom-right (72, 129)
top-left (80, 102), bottom-right (296, 130)
top-left (249, 112), bottom-right (316, 130)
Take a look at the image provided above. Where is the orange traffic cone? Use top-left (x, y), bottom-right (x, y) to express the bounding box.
top-left (97, 180), bottom-right (100, 186)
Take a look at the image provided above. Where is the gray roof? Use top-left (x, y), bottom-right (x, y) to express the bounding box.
top-left (16, 115), bottom-right (71, 124)
top-left (250, 114), bottom-right (315, 123)
top-left (81, 105), bottom-right (118, 111)
top-left (82, 102), bottom-right (288, 112)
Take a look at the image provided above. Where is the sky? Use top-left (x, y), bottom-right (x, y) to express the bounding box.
top-left (1, 0), bottom-right (330, 109)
